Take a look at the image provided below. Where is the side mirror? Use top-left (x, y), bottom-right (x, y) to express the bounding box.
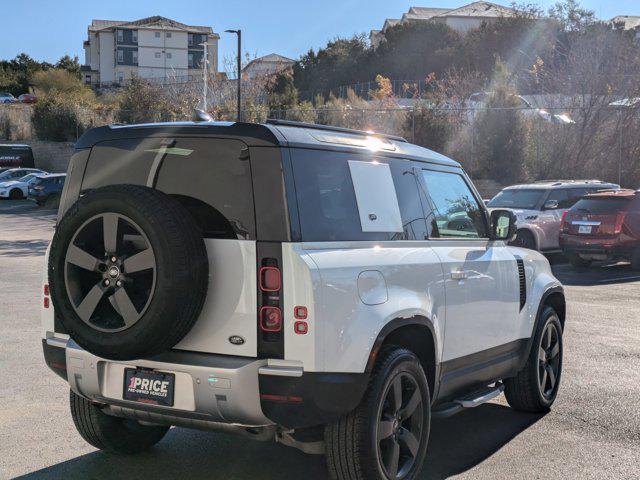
top-left (543, 199), bottom-right (559, 210)
top-left (490, 209), bottom-right (517, 241)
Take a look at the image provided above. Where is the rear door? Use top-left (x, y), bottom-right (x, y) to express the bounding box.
top-left (416, 165), bottom-right (520, 363)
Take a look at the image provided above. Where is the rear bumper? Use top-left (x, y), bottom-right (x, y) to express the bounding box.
top-left (43, 338), bottom-right (367, 429)
top-left (560, 235), bottom-right (638, 259)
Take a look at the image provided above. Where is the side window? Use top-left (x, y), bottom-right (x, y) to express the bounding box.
top-left (421, 169), bottom-right (488, 239)
top-left (290, 149), bottom-right (426, 241)
top-left (546, 189), bottom-right (570, 208)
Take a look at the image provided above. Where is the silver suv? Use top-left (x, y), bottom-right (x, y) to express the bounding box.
top-left (488, 180), bottom-right (619, 251)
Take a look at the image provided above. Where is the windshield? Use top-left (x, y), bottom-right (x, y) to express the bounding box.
top-left (18, 174), bottom-right (36, 182)
top-left (488, 189), bottom-right (546, 209)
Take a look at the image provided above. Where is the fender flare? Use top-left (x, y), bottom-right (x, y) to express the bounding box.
top-left (365, 315), bottom-right (441, 401)
top-left (517, 286), bottom-right (565, 371)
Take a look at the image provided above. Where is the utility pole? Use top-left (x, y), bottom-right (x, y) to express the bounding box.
top-left (225, 29), bottom-right (242, 121)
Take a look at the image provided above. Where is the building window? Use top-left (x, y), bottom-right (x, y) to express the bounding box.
top-left (117, 29), bottom-right (123, 42)
top-left (85, 75), bottom-right (91, 84)
top-left (132, 30), bottom-right (138, 43)
top-left (166, 52), bottom-right (172, 59)
top-left (132, 50), bottom-right (138, 64)
top-left (117, 49), bottom-right (123, 63)
top-left (166, 32), bottom-right (172, 38)
top-left (155, 52), bottom-right (161, 58)
top-left (118, 72), bottom-right (124, 84)
top-left (188, 53), bottom-right (194, 68)
top-left (188, 33), bottom-right (193, 45)
top-left (155, 31), bottom-right (161, 38)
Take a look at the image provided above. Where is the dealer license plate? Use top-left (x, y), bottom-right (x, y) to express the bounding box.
top-left (123, 368), bottom-right (175, 406)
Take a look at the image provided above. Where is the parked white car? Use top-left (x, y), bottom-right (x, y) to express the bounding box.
top-left (0, 92), bottom-right (17, 104)
top-left (488, 180), bottom-right (619, 251)
top-left (466, 92), bottom-right (575, 124)
top-left (0, 173), bottom-right (44, 199)
top-left (0, 167), bottom-right (44, 183)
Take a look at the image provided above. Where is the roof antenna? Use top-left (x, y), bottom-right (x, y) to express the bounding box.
top-left (193, 109), bottom-right (213, 122)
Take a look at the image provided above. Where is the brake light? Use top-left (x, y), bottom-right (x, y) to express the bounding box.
top-left (259, 266), bottom-right (281, 292)
top-left (260, 306), bottom-right (282, 332)
top-left (43, 284), bottom-right (50, 296)
top-left (561, 211), bottom-right (570, 233)
top-left (43, 297), bottom-right (50, 308)
top-left (614, 212), bottom-right (626, 234)
top-left (294, 321), bottom-right (308, 334)
top-left (43, 283), bottom-right (50, 308)
top-left (294, 306), bottom-right (307, 319)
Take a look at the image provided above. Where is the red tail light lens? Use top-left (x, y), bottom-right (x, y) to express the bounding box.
top-left (614, 212), bottom-right (626, 234)
top-left (294, 321), bottom-right (308, 334)
top-left (43, 297), bottom-right (50, 308)
top-left (43, 284), bottom-right (50, 296)
top-left (561, 210), bottom-right (570, 233)
top-left (260, 306), bottom-right (282, 332)
top-left (260, 267), bottom-right (281, 292)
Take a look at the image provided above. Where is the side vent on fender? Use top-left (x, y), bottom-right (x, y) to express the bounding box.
top-left (516, 259), bottom-right (526, 311)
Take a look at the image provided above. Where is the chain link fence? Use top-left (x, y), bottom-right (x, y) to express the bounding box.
top-left (1, 103), bottom-right (637, 188)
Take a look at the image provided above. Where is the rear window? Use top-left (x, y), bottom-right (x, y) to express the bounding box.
top-left (290, 149), bottom-right (428, 241)
top-left (572, 197), bottom-right (632, 213)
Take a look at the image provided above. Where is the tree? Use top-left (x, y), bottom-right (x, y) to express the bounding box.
top-left (55, 55), bottom-right (81, 78)
top-left (548, 0), bottom-right (596, 32)
top-left (473, 60), bottom-right (528, 183)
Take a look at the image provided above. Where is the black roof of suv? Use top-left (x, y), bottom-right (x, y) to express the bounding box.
top-left (75, 120), bottom-right (460, 168)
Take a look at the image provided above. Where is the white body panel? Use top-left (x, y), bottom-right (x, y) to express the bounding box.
top-left (175, 239), bottom-right (257, 357)
top-left (283, 241), bottom-right (446, 373)
top-left (430, 239), bottom-right (520, 361)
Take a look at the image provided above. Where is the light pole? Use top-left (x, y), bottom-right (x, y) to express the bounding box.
top-left (225, 29), bottom-right (242, 122)
top-left (201, 41), bottom-right (208, 111)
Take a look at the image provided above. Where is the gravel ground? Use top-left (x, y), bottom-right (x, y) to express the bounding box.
top-left (0, 200), bottom-right (638, 480)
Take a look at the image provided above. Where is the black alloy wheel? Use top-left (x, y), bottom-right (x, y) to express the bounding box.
top-left (538, 320), bottom-right (561, 399)
top-left (376, 371), bottom-right (424, 479)
top-left (64, 213), bottom-right (156, 332)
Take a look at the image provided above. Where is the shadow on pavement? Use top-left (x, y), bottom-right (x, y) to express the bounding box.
top-left (552, 262), bottom-right (640, 286)
top-left (15, 404), bottom-right (542, 480)
top-left (0, 239), bottom-right (50, 257)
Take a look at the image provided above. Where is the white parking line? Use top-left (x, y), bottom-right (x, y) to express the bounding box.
top-left (599, 276), bottom-right (640, 283)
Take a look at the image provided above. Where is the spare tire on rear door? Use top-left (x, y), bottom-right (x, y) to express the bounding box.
top-left (48, 184), bottom-right (209, 360)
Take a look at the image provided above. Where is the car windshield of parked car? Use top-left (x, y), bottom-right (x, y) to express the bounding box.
top-left (488, 189), bottom-right (546, 209)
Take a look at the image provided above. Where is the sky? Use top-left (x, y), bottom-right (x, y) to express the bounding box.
top-left (1, 0), bottom-right (639, 71)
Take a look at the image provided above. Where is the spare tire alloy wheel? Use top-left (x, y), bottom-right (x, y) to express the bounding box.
top-left (65, 213), bottom-right (156, 332)
top-left (49, 185), bottom-right (209, 360)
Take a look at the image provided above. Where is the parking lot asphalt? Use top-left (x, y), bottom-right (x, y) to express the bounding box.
top-left (0, 199), bottom-right (638, 480)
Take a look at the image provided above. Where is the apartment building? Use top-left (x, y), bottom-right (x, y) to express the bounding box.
top-left (242, 53), bottom-right (296, 80)
top-left (82, 16), bottom-right (219, 86)
top-left (370, 2), bottom-right (516, 47)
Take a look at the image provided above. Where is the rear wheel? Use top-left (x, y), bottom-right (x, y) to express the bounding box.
top-left (510, 229), bottom-right (536, 250)
top-left (504, 307), bottom-right (563, 413)
top-left (568, 253), bottom-right (591, 269)
top-left (70, 390), bottom-right (168, 454)
top-left (325, 348), bottom-right (430, 480)
top-left (9, 188), bottom-right (23, 200)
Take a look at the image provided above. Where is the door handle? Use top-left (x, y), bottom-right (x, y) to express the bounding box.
top-left (451, 270), bottom-right (469, 280)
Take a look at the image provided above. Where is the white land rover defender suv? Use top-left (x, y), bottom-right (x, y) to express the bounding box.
top-left (42, 119), bottom-right (565, 480)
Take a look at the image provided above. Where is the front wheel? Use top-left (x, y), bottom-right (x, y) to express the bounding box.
top-left (510, 229), bottom-right (536, 250)
top-left (9, 188), bottom-right (23, 200)
top-left (325, 348), bottom-right (431, 480)
top-left (70, 390), bottom-right (169, 454)
top-left (504, 307), bottom-right (563, 413)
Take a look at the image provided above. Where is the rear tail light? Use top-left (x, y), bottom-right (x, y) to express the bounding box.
top-left (259, 266), bottom-right (281, 292)
top-left (43, 284), bottom-right (50, 296)
top-left (561, 211), bottom-right (569, 233)
top-left (260, 306), bottom-right (282, 332)
top-left (614, 212), bottom-right (626, 234)
top-left (43, 297), bottom-right (50, 308)
top-left (294, 321), bottom-right (308, 334)
top-left (43, 283), bottom-right (50, 308)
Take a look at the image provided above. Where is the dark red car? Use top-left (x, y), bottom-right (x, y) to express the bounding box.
top-left (18, 93), bottom-right (36, 104)
top-left (560, 189), bottom-right (640, 269)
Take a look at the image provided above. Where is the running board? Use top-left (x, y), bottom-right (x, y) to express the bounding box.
top-left (432, 383), bottom-right (504, 419)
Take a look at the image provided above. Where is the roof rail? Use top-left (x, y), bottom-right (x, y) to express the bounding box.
top-left (533, 179), bottom-right (608, 184)
top-left (265, 119), bottom-right (408, 143)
